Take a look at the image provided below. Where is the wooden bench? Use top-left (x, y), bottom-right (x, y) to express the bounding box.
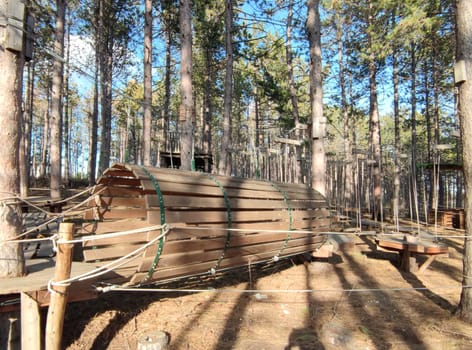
top-left (375, 236), bottom-right (449, 274)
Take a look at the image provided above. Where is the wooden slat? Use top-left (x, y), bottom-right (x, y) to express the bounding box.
top-left (101, 186), bottom-right (146, 197)
top-left (376, 238), bottom-right (449, 254)
top-left (141, 179), bottom-right (288, 200)
top-left (98, 176), bottom-right (142, 187)
top-left (146, 195), bottom-right (319, 210)
top-left (144, 231), bottom-right (322, 257)
top-left (83, 243), bottom-right (146, 261)
top-left (129, 240), bottom-right (325, 284)
top-left (91, 196), bottom-right (146, 208)
top-left (139, 234), bottom-right (326, 271)
top-left (86, 208), bottom-right (148, 220)
top-left (116, 164), bottom-right (326, 200)
top-left (81, 218), bottom-right (148, 235)
top-left (82, 228), bottom-right (161, 247)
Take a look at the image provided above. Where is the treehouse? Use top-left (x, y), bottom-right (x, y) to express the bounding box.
top-left (160, 131), bottom-right (213, 172)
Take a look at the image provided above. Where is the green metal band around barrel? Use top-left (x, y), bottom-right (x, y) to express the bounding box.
top-left (140, 166), bottom-right (166, 283)
top-left (268, 181), bottom-right (293, 260)
top-left (204, 173), bottom-right (232, 274)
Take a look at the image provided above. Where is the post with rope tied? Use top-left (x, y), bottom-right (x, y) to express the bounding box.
top-left (44, 223), bottom-right (75, 350)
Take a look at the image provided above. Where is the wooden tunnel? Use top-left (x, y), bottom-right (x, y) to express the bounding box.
top-left (80, 164), bottom-right (331, 286)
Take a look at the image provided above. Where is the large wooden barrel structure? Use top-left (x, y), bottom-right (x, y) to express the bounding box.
top-left (81, 164), bottom-right (331, 286)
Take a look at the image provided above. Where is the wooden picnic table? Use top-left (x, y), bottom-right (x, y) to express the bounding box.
top-left (375, 236), bottom-right (449, 274)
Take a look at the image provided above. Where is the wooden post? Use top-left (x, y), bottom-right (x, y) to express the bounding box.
top-left (45, 223), bottom-right (75, 350)
top-left (21, 292), bottom-right (42, 349)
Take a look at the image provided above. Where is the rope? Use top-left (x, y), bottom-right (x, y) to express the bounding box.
top-left (61, 224), bottom-right (168, 244)
top-left (267, 181), bottom-right (293, 261)
top-left (203, 173), bottom-right (233, 274)
top-left (49, 224), bottom-right (170, 287)
top-left (96, 284), bottom-right (471, 295)
top-left (139, 167), bottom-right (166, 284)
top-left (167, 225), bottom-right (469, 239)
top-left (0, 185), bottom-right (107, 242)
top-left (2, 224), bottom-right (167, 244)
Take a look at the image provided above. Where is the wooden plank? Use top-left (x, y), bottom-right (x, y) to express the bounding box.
top-left (101, 168), bottom-right (135, 178)
top-left (145, 194), bottom-right (281, 210)
top-left (139, 234), bottom-right (325, 271)
top-left (165, 209), bottom-right (284, 224)
top-left (141, 179), bottom-right (289, 200)
top-left (417, 255), bottom-right (437, 274)
top-left (101, 186), bottom-right (146, 197)
top-left (118, 165), bottom-right (328, 202)
top-left (129, 240), bottom-right (325, 284)
top-left (133, 167), bottom-right (301, 197)
top-left (83, 242), bottom-right (148, 262)
top-left (143, 231), bottom-right (316, 256)
top-left (80, 218), bottom-right (149, 235)
top-left (82, 229), bottom-right (161, 247)
top-left (376, 238), bottom-right (448, 255)
top-left (85, 208), bottom-right (148, 221)
top-left (91, 196), bottom-right (146, 208)
top-left (146, 194), bottom-right (325, 210)
top-left (97, 176), bottom-right (142, 188)
top-left (145, 206), bottom-right (329, 225)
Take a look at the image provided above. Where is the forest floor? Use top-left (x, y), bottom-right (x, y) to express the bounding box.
top-left (61, 230), bottom-right (472, 350)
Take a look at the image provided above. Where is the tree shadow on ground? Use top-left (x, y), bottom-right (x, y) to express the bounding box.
top-left (399, 271), bottom-right (457, 312)
top-left (285, 258), bottom-right (325, 350)
top-left (442, 237), bottom-right (464, 255)
top-left (212, 283), bottom-right (252, 350)
top-left (333, 251), bottom-right (424, 350)
top-left (62, 259), bottom-right (297, 349)
top-left (63, 291), bottom-right (159, 349)
top-left (361, 244), bottom-right (459, 312)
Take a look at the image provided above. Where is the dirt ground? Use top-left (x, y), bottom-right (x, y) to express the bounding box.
top-left (62, 232), bottom-right (472, 350)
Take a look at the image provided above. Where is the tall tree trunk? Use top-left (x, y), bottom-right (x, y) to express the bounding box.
top-left (98, 49), bottom-right (113, 174)
top-left (179, 0), bottom-right (194, 171)
top-left (163, 21), bottom-right (172, 161)
top-left (98, 0), bottom-right (113, 175)
top-left (456, 0), bottom-right (472, 321)
top-left (218, 0), bottom-right (234, 176)
top-left (423, 59), bottom-right (433, 214)
top-left (20, 61), bottom-right (34, 196)
top-left (0, 0), bottom-right (25, 277)
top-left (432, 44), bottom-right (442, 208)
top-left (392, 43), bottom-right (401, 227)
top-left (40, 105), bottom-right (50, 179)
top-left (367, 0), bottom-right (382, 220)
top-left (307, 0), bottom-right (325, 196)
top-left (203, 47), bottom-right (212, 168)
top-left (143, 0), bottom-right (153, 166)
top-left (63, 7), bottom-right (71, 185)
top-left (286, 0), bottom-right (302, 183)
top-left (50, 0), bottom-right (66, 199)
top-left (410, 46), bottom-right (418, 222)
top-left (88, 51), bottom-right (99, 186)
top-left (336, 12), bottom-right (353, 210)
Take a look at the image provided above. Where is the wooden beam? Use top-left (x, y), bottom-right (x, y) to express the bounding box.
top-left (45, 223), bottom-right (75, 350)
top-left (21, 292), bottom-right (42, 349)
